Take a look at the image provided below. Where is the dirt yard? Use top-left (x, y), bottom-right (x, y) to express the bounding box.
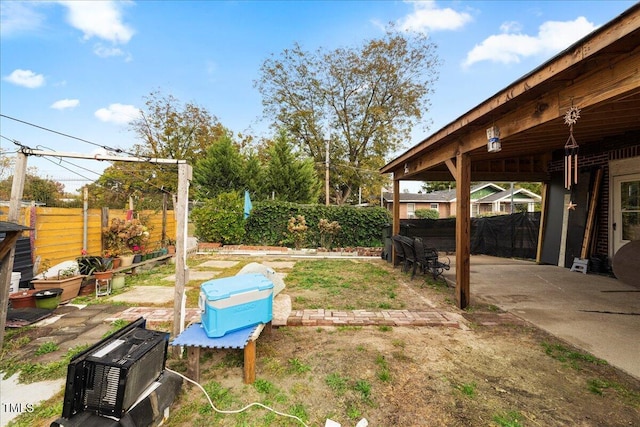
top-left (4, 256), bottom-right (638, 427)
top-left (162, 258), bottom-right (640, 427)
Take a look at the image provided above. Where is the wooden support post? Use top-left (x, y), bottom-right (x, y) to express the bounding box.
top-left (455, 152), bottom-right (471, 309)
top-left (536, 182), bottom-right (549, 264)
top-left (0, 152), bottom-right (28, 348)
top-left (392, 179), bottom-right (401, 265)
top-left (187, 346), bottom-right (200, 383)
top-left (172, 163), bottom-right (192, 357)
top-left (243, 340), bottom-right (257, 384)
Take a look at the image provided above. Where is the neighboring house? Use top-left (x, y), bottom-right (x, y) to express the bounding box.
top-left (383, 183), bottom-right (541, 219)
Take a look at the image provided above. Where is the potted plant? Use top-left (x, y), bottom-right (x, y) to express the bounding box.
top-left (131, 245), bottom-right (144, 264)
top-left (77, 250), bottom-right (102, 276)
top-left (166, 238), bottom-right (176, 255)
top-left (32, 263), bottom-right (84, 304)
top-left (92, 257), bottom-right (114, 281)
top-left (119, 248), bottom-right (135, 267)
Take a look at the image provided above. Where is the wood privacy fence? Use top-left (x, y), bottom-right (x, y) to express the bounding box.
top-left (0, 206), bottom-right (176, 274)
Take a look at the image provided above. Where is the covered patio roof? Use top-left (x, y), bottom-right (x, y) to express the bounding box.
top-left (380, 4), bottom-right (640, 308)
top-left (381, 4), bottom-right (640, 183)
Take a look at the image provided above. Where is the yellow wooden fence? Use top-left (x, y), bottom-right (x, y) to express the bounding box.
top-left (1, 207), bottom-right (176, 274)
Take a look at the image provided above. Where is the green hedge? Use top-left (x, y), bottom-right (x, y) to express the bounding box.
top-left (244, 200), bottom-right (391, 248)
top-left (191, 192), bottom-right (246, 244)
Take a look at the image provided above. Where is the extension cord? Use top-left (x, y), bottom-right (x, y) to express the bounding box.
top-left (325, 418), bottom-right (368, 427)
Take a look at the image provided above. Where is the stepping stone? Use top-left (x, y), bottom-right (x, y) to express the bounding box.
top-left (163, 270), bottom-right (220, 282)
top-left (109, 286), bottom-right (184, 305)
top-left (197, 260), bottom-right (239, 269)
top-left (262, 261), bottom-right (296, 269)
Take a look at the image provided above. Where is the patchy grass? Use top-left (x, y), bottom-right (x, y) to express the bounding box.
top-left (286, 259), bottom-right (402, 310)
top-left (454, 381), bottom-right (477, 398)
top-left (542, 342), bottom-right (608, 370)
top-left (34, 342), bottom-right (59, 356)
top-left (1, 344), bottom-right (89, 384)
top-left (493, 410), bottom-right (525, 427)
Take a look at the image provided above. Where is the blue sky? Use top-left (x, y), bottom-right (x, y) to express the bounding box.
top-left (1, 0), bottom-right (637, 193)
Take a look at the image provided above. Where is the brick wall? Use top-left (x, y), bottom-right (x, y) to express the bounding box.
top-left (547, 133), bottom-right (639, 257)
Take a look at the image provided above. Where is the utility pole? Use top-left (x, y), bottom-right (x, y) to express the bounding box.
top-left (325, 139), bottom-right (330, 206)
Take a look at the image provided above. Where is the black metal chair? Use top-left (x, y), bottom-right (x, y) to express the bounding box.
top-left (414, 237), bottom-right (450, 280)
top-left (391, 235), bottom-right (407, 270)
top-left (401, 237), bottom-right (419, 278)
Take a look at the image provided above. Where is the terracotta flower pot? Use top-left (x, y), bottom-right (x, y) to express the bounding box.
top-left (79, 280), bottom-right (95, 296)
top-left (9, 289), bottom-right (38, 308)
top-left (94, 271), bottom-right (114, 281)
top-left (32, 275), bottom-right (83, 304)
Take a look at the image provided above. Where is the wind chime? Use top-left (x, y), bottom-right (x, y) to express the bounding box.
top-left (564, 105), bottom-right (581, 191)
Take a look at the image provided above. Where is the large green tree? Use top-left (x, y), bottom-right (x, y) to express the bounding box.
top-left (129, 91), bottom-right (227, 195)
top-left (262, 129), bottom-right (320, 203)
top-left (130, 90), bottom-right (226, 162)
top-left (88, 91), bottom-right (226, 208)
top-left (256, 28), bottom-right (440, 204)
top-left (193, 133), bottom-right (248, 199)
top-left (0, 174), bottom-right (64, 205)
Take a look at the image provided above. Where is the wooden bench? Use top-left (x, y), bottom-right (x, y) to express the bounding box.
top-left (170, 322), bottom-right (270, 384)
top-left (112, 254), bottom-right (173, 274)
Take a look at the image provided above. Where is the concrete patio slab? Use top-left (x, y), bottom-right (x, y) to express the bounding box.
top-left (1, 374), bottom-right (64, 427)
top-left (163, 270), bottom-right (220, 282)
top-left (444, 255), bottom-right (640, 379)
top-left (108, 286), bottom-right (187, 305)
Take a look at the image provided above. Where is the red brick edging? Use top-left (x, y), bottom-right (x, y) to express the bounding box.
top-left (287, 309), bottom-right (460, 328)
top-left (106, 307), bottom-right (461, 329)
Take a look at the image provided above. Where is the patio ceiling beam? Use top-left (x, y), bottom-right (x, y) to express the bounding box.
top-left (391, 47), bottom-right (638, 179)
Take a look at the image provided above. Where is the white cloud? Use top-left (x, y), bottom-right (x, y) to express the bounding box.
top-left (3, 69), bottom-right (45, 88)
top-left (464, 16), bottom-right (597, 67)
top-left (51, 99), bottom-right (80, 110)
top-left (500, 21), bottom-right (522, 33)
top-left (398, 0), bottom-right (473, 33)
top-left (0, 1), bottom-right (46, 36)
top-left (93, 44), bottom-right (125, 58)
top-left (58, 0), bottom-right (134, 44)
top-left (95, 103), bottom-right (140, 125)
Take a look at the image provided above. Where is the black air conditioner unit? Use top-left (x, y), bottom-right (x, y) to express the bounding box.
top-left (60, 317), bottom-right (169, 420)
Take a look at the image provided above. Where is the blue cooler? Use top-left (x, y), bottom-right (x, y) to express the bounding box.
top-left (199, 274), bottom-right (274, 338)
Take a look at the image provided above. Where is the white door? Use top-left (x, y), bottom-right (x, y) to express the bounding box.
top-left (612, 173), bottom-right (640, 255)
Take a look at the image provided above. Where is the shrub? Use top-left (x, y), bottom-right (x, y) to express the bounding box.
top-left (415, 209), bottom-right (439, 219)
top-left (287, 215), bottom-right (308, 250)
top-left (318, 219), bottom-right (341, 250)
top-left (191, 191), bottom-right (246, 244)
top-left (244, 201), bottom-right (390, 248)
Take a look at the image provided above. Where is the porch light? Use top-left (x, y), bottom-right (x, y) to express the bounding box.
top-left (404, 163), bottom-right (409, 174)
top-left (486, 125), bottom-right (501, 153)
